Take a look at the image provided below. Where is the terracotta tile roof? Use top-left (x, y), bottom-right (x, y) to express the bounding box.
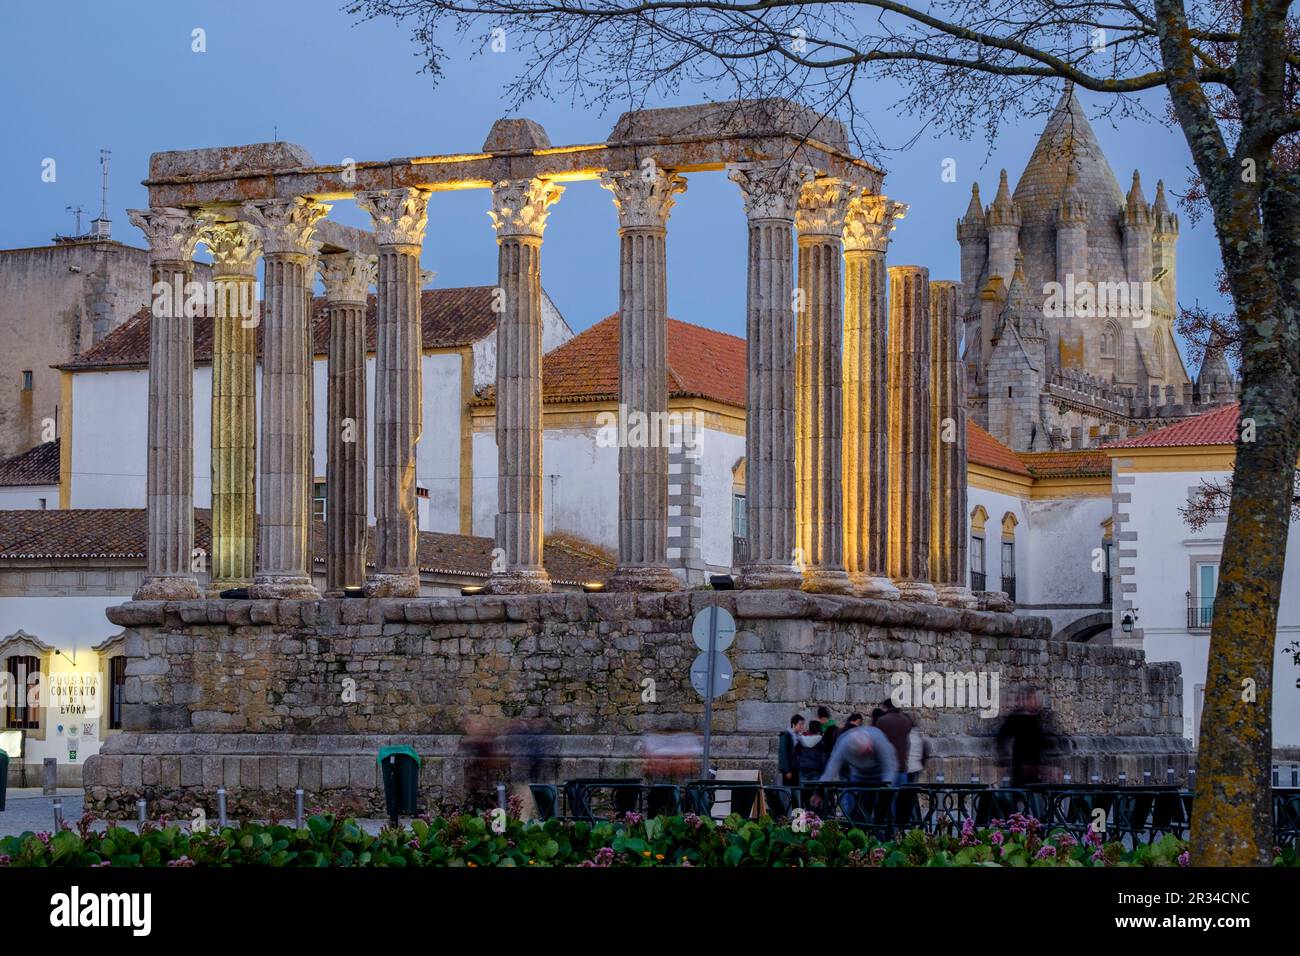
top-left (0, 509), bottom-right (614, 585)
top-left (1107, 402), bottom-right (1240, 448)
top-left (60, 288), bottom-right (501, 370)
top-left (0, 440), bottom-right (60, 487)
top-left (482, 314), bottom-right (748, 408)
top-left (1018, 449), bottom-right (1112, 479)
top-left (966, 422), bottom-right (1032, 476)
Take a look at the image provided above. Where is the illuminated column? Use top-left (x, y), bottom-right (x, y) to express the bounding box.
top-left (319, 251), bottom-right (374, 594)
top-left (728, 161), bottom-right (812, 589)
top-left (486, 178), bottom-right (564, 593)
top-left (842, 195), bottom-right (905, 600)
top-left (198, 219), bottom-right (261, 595)
top-left (887, 265), bottom-right (937, 604)
top-left (243, 197), bottom-right (331, 600)
top-left (794, 178), bottom-right (853, 594)
top-left (127, 208), bottom-right (204, 601)
top-left (356, 188), bottom-right (431, 597)
top-left (930, 280), bottom-right (976, 608)
top-left (600, 166), bottom-right (687, 592)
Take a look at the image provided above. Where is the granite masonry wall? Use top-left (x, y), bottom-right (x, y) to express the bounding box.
top-left (83, 590), bottom-right (1189, 817)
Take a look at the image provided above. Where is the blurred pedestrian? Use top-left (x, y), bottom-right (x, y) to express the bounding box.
top-left (820, 724), bottom-right (898, 786)
top-left (797, 720), bottom-right (828, 781)
top-left (874, 698), bottom-right (914, 786)
top-left (778, 713), bottom-right (805, 787)
top-left (997, 690), bottom-right (1048, 786)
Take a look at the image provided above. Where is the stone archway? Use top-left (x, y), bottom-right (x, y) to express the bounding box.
top-left (1054, 611), bottom-right (1112, 643)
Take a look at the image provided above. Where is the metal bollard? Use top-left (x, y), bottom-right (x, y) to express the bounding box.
top-left (53, 797), bottom-right (63, 830)
top-left (497, 782), bottom-right (507, 813)
top-left (1143, 769), bottom-right (1152, 786)
top-left (217, 787), bottom-right (228, 828)
top-left (137, 798), bottom-right (147, 825)
top-left (295, 788), bottom-right (304, 830)
top-left (935, 772), bottom-right (945, 785)
top-left (42, 757), bottom-right (58, 796)
top-left (1188, 769), bottom-right (1197, 790)
top-left (1118, 771), bottom-right (1127, 787)
top-left (1167, 767), bottom-right (1176, 785)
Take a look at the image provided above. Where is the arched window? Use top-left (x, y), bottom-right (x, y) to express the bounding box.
top-left (969, 505), bottom-right (989, 591)
top-left (731, 458), bottom-right (747, 568)
top-left (1000, 513), bottom-right (1018, 601)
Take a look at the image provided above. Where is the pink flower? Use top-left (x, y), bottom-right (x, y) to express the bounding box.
top-left (1177, 850), bottom-right (1190, 867)
top-left (1035, 845), bottom-right (1056, 860)
top-left (989, 830), bottom-right (1005, 846)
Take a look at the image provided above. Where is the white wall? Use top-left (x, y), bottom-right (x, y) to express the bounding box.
top-left (697, 428), bottom-right (746, 569)
top-left (966, 485), bottom-right (1025, 594)
top-left (70, 353), bottom-right (468, 531)
top-left (1122, 466), bottom-right (1300, 744)
top-left (0, 484), bottom-right (57, 509)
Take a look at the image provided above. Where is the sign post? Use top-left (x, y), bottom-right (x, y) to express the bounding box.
top-left (690, 605), bottom-right (736, 778)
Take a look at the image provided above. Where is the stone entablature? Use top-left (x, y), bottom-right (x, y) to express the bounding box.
top-left (82, 591), bottom-right (1188, 815)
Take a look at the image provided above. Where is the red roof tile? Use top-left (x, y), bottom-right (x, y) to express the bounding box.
top-left (1018, 449), bottom-right (1111, 479)
top-left (60, 288), bottom-right (501, 370)
top-left (967, 422), bottom-right (1032, 476)
top-left (0, 509), bottom-right (613, 585)
top-left (1107, 402), bottom-right (1240, 448)
top-left (0, 440), bottom-right (59, 487)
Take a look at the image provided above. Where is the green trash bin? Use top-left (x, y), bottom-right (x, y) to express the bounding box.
top-left (0, 749), bottom-right (8, 812)
top-left (377, 745), bottom-right (421, 825)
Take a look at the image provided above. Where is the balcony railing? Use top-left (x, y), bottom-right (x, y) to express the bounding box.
top-left (732, 535), bottom-right (749, 569)
top-left (1002, 575), bottom-right (1017, 603)
top-left (970, 570), bottom-right (986, 591)
top-left (1188, 596), bottom-right (1214, 630)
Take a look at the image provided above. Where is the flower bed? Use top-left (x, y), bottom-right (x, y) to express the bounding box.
top-left (2, 811), bottom-right (1296, 867)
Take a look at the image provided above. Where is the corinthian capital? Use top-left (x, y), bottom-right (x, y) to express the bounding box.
top-left (355, 187), bottom-right (432, 248)
top-left (488, 178), bottom-right (564, 239)
top-left (319, 251), bottom-right (375, 304)
top-left (843, 194), bottom-right (909, 254)
top-left (600, 166), bottom-right (687, 230)
top-left (241, 197), bottom-right (331, 257)
top-left (198, 219), bottom-right (262, 277)
top-left (128, 207), bottom-right (202, 263)
top-left (728, 162), bottom-right (815, 221)
top-left (794, 178), bottom-right (854, 238)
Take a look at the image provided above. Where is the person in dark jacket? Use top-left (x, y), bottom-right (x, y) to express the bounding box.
top-left (816, 706), bottom-right (839, 755)
top-left (777, 714), bottom-right (805, 787)
top-left (874, 699), bottom-right (913, 786)
top-left (797, 720), bottom-right (828, 781)
top-left (998, 691), bottom-right (1048, 786)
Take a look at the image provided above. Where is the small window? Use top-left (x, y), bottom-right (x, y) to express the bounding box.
top-left (5, 655), bottom-right (41, 730)
top-left (732, 494), bottom-right (748, 539)
top-left (313, 480), bottom-right (327, 522)
top-left (970, 536), bottom-right (986, 591)
top-left (109, 656), bottom-right (127, 730)
top-left (21, 370), bottom-right (33, 391)
top-left (1001, 540), bottom-right (1016, 602)
top-left (37, 498), bottom-right (47, 510)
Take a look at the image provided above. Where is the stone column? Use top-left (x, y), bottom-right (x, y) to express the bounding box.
top-left (242, 197), bottom-right (331, 599)
top-left (728, 162), bottom-right (811, 590)
top-left (486, 178), bottom-right (564, 593)
top-left (887, 265), bottom-right (937, 604)
top-left (198, 220), bottom-right (261, 596)
top-left (319, 251), bottom-right (374, 594)
top-left (127, 208), bottom-right (204, 601)
top-left (599, 166), bottom-right (687, 592)
top-left (930, 280), bottom-right (977, 608)
top-left (356, 188), bottom-right (431, 597)
top-left (842, 195), bottom-right (905, 600)
top-left (794, 178), bottom-right (853, 594)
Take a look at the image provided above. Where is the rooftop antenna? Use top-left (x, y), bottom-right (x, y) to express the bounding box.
top-left (90, 148), bottom-right (112, 239)
top-left (65, 204), bottom-right (85, 235)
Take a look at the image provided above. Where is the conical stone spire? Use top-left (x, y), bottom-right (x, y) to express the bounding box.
top-left (1152, 179), bottom-right (1178, 235)
top-left (1124, 170), bottom-right (1151, 227)
top-left (987, 170), bottom-right (1019, 227)
top-left (957, 183), bottom-right (986, 239)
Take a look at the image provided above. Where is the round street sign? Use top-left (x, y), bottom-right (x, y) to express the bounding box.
top-left (691, 606), bottom-right (736, 652)
top-left (690, 651), bottom-right (734, 699)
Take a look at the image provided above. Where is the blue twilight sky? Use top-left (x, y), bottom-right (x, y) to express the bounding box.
top-left (0, 1), bottom-right (1231, 363)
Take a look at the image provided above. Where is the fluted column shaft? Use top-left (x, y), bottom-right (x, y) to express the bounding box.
top-left (601, 167), bottom-right (686, 592)
top-left (729, 163), bottom-right (810, 589)
top-left (930, 280), bottom-right (976, 607)
top-left (887, 265), bottom-right (937, 603)
top-left (199, 220), bottom-right (260, 594)
top-left (843, 196), bottom-right (906, 599)
top-left (487, 179), bottom-right (563, 593)
top-left (243, 197), bottom-right (330, 599)
top-left (128, 208), bottom-right (203, 601)
top-left (794, 180), bottom-right (853, 594)
top-left (357, 188), bottom-right (431, 597)
top-left (320, 252), bottom-right (373, 594)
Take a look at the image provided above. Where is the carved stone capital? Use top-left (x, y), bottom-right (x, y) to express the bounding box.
top-left (355, 187), bottom-right (432, 248)
top-left (488, 178), bottom-right (564, 239)
top-left (600, 166), bottom-right (687, 230)
top-left (198, 219), bottom-right (262, 276)
top-left (728, 162), bottom-right (815, 221)
top-left (795, 178), bottom-right (854, 238)
top-left (127, 207), bottom-right (202, 263)
top-left (843, 194), bottom-right (908, 254)
top-left (241, 197), bottom-right (331, 257)
top-left (319, 251), bottom-right (375, 303)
